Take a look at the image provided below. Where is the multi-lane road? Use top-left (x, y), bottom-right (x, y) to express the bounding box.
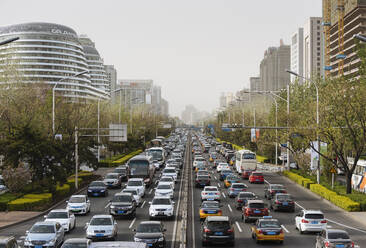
top-left (1, 134), bottom-right (366, 248)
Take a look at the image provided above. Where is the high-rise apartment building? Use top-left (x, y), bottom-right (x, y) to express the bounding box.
top-left (303, 17), bottom-right (324, 79)
top-left (259, 42), bottom-right (291, 91)
top-left (250, 77), bottom-right (260, 91)
top-left (291, 28), bottom-right (304, 83)
top-left (324, 0), bottom-right (366, 77)
top-left (219, 92), bottom-right (234, 109)
top-left (116, 79), bottom-right (153, 108)
top-left (105, 65), bottom-right (117, 102)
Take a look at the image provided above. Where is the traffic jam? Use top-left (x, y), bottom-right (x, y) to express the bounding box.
top-left (190, 133), bottom-right (360, 248)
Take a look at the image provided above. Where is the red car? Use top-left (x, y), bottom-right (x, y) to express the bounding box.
top-left (241, 200), bottom-right (269, 223)
top-left (249, 172), bottom-right (264, 184)
top-left (241, 170), bottom-right (252, 179)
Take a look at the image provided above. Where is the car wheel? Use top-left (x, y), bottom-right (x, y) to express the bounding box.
top-left (279, 240), bottom-right (283, 244)
top-left (299, 225), bottom-right (304, 234)
top-left (255, 235), bottom-right (260, 244)
top-left (230, 241), bottom-right (235, 246)
top-left (243, 215), bottom-right (247, 223)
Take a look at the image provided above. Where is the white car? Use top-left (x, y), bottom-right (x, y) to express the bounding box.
top-left (193, 157), bottom-right (206, 169)
top-left (161, 168), bottom-right (178, 181)
top-left (103, 173), bottom-right (121, 188)
top-left (201, 186), bottom-right (221, 202)
top-left (122, 188), bottom-right (142, 206)
top-left (217, 163), bottom-right (229, 172)
top-left (44, 209), bottom-right (76, 232)
top-left (126, 178), bottom-right (146, 198)
top-left (66, 195), bottom-right (91, 215)
top-left (149, 196), bottom-right (175, 219)
top-left (86, 215), bottom-right (118, 241)
top-left (159, 176), bottom-right (175, 190)
top-left (155, 183), bottom-right (174, 199)
top-left (295, 210), bottom-right (327, 234)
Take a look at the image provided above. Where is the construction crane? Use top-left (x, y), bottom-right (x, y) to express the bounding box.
top-left (336, 0), bottom-right (346, 76)
top-left (322, 0), bottom-right (332, 75)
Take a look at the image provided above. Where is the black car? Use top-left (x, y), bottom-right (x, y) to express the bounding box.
top-left (235, 192), bottom-right (257, 210)
top-left (133, 221), bottom-right (166, 248)
top-left (87, 181), bottom-right (108, 197)
top-left (114, 166), bottom-right (129, 182)
top-left (201, 216), bottom-right (235, 246)
top-left (270, 193), bottom-right (295, 212)
top-left (109, 193), bottom-right (136, 218)
top-left (195, 175), bottom-right (211, 188)
top-left (264, 184), bottom-right (287, 200)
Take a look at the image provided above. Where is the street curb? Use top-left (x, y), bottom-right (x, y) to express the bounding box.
top-left (279, 173), bottom-right (366, 230)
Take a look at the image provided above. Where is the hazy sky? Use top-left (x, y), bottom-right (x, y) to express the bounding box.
top-left (0, 0), bottom-right (321, 117)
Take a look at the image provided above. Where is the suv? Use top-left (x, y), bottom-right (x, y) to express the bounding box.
top-left (201, 186), bottom-right (221, 202)
top-left (315, 229), bottom-right (355, 248)
top-left (241, 200), bottom-right (269, 223)
top-left (149, 196), bottom-right (174, 219)
top-left (133, 221), bottom-right (166, 248)
top-left (201, 216), bottom-right (235, 246)
top-left (0, 236), bottom-right (19, 248)
top-left (264, 184), bottom-right (287, 200)
top-left (109, 193), bottom-right (137, 218)
top-left (295, 210), bottom-right (327, 234)
top-left (270, 193), bottom-right (295, 212)
top-left (126, 178), bottom-right (146, 198)
top-left (66, 195), bottom-right (91, 215)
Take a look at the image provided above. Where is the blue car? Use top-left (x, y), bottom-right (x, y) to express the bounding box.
top-left (87, 181), bottom-right (108, 197)
top-left (220, 169), bottom-right (233, 181)
top-left (227, 183), bottom-right (248, 198)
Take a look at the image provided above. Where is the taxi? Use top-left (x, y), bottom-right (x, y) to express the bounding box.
top-left (251, 216), bottom-right (284, 244)
top-left (229, 157), bottom-right (235, 166)
top-left (224, 174), bottom-right (241, 188)
top-left (195, 165), bottom-right (208, 173)
top-left (209, 152), bottom-right (217, 162)
top-left (199, 201), bottom-right (222, 220)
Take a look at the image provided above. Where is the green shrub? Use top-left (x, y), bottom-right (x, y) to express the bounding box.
top-left (68, 171), bottom-right (94, 182)
top-left (329, 194), bottom-right (360, 212)
top-left (55, 184), bottom-right (70, 198)
top-left (111, 150), bottom-right (142, 166)
top-left (8, 193), bottom-right (52, 211)
top-left (66, 178), bottom-right (82, 191)
top-left (309, 184), bottom-right (337, 201)
top-left (23, 193), bottom-right (52, 204)
top-left (0, 193), bottom-right (21, 211)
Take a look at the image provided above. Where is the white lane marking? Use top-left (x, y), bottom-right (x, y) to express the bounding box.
top-left (235, 221), bottom-right (243, 233)
top-left (326, 219), bottom-right (366, 234)
top-left (227, 204), bottom-right (232, 212)
top-left (218, 183), bottom-right (221, 188)
top-left (222, 192), bottom-right (226, 198)
top-left (281, 225), bottom-right (290, 233)
top-left (129, 217), bottom-right (136, 229)
top-left (104, 202), bottom-right (111, 209)
top-left (327, 225), bottom-right (333, 228)
top-left (214, 176), bottom-right (217, 180)
top-left (140, 200), bottom-right (146, 208)
top-left (295, 202), bottom-right (305, 210)
top-left (149, 188), bottom-right (153, 194)
top-left (264, 179), bottom-right (270, 185)
top-left (19, 236), bottom-right (26, 240)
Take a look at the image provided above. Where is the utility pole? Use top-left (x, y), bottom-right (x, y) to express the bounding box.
top-left (97, 99), bottom-right (100, 162)
top-left (74, 126), bottom-right (79, 189)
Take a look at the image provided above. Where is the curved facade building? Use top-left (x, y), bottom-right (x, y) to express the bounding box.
top-left (0, 22), bottom-right (109, 100)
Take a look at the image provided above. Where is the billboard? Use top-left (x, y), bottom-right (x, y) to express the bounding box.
top-left (109, 124), bottom-right (127, 142)
top-left (251, 128), bottom-right (260, 142)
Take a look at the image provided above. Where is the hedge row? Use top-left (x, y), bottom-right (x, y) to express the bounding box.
top-left (0, 193), bottom-right (21, 211)
top-left (110, 149), bottom-right (143, 166)
top-left (8, 193), bottom-right (52, 211)
top-left (283, 171), bottom-right (360, 212)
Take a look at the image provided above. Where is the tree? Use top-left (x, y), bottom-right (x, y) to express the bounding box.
top-left (2, 163), bottom-right (31, 193)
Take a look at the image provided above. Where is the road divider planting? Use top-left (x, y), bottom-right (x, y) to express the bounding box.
top-left (7, 193), bottom-right (52, 211)
top-left (283, 171), bottom-right (360, 212)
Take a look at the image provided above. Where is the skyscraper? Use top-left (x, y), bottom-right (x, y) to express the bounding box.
top-left (291, 28), bottom-right (304, 83)
top-left (105, 65), bottom-right (117, 102)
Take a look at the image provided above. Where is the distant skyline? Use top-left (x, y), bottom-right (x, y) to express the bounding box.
top-left (0, 0), bottom-right (322, 117)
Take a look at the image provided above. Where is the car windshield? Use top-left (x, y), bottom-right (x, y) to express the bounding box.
top-left (157, 185), bottom-right (171, 189)
top-left (106, 174), bottom-right (118, 179)
top-left (61, 244), bottom-right (88, 248)
top-left (164, 169), bottom-right (176, 173)
top-left (305, 214), bottom-right (324, 219)
top-left (205, 188), bottom-right (217, 191)
top-left (271, 185), bottom-right (285, 190)
top-left (222, 170), bottom-right (232, 174)
top-left (249, 203), bottom-right (265, 208)
top-left (196, 158), bottom-right (205, 161)
top-left (112, 195), bottom-right (132, 202)
top-left (90, 218), bottom-right (112, 226)
top-left (137, 224), bottom-right (162, 233)
top-left (208, 221), bottom-right (230, 229)
top-left (123, 190), bottom-right (137, 195)
top-left (243, 153), bottom-right (256, 159)
top-left (30, 224), bottom-right (55, 233)
top-left (259, 221), bottom-right (280, 228)
top-left (160, 178), bottom-right (173, 182)
top-left (277, 195), bottom-right (292, 201)
top-left (198, 176), bottom-right (209, 180)
top-left (252, 173), bottom-right (263, 176)
top-left (232, 184), bottom-right (246, 189)
top-left (69, 196), bottom-right (85, 203)
top-left (328, 232), bottom-right (350, 239)
top-left (114, 168), bottom-right (126, 174)
top-left (202, 202), bottom-right (219, 208)
top-left (152, 198), bottom-right (171, 205)
top-left (90, 182), bottom-right (105, 187)
top-left (47, 212), bottom-right (68, 219)
top-left (128, 181), bottom-right (143, 186)
top-left (239, 193), bottom-right (255, 199)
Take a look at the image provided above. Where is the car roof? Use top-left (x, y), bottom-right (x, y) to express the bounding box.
top-left (49, 209), bottom-right (69, 213)
top-left (106, 172), bottom-right (119, 175)
top-left (247, 199), bottom-right (264, 203)
top-left (203, 186), bottom-right (218, 190)
top-left (303, 210), bottom-right (324, 214)
top-left (128, 178), bottom-right (144, 181)
top-left (231, 183), bottom-right (245, 186)
top-left (34, 221), bottom-right (58, 225)
top-left (201, 201), bottom-right (219, 204)
top-left (270, 184), bottom-right (284, 187)
top-left (114, 192), bottom-right (132, 196)
top-left (206, 216), bottom-right (229, 221)
top-left (275, 193), bottom-right (290, 197)
top-left (91, 214), bottom-right (113, 218)
top-left (70, 194), bottom-right (86, 198)
top-left (63, 238), bottom-right (89, 243)
top-left (153, 196), bottom-right (171, 200)
top-left (139, 221), bottom-right (161, 225)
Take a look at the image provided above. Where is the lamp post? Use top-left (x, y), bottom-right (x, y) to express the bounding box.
top-left (52, 70), bottom-right (88, 134)
top-left (286, 69), bottom-right (320, 184)
top-left (354, 34), bottom-right (366, 42)
top-left (111, 88), bottom-right (124, 123)
top-left (0, 37), bottom-right (19, 46)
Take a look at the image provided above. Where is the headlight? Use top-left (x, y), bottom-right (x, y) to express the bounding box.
top-left (100, 189), bottom-right (105, 192)
top-left (134, 237), bottom-right (143, 242)
top-left (158, 237), bottom-right (164, 242)
top-left (47, 237), bottom-right (57, 244)
top-left (110, 205), bottom-right (116, 209)
top-left (88, 189), bottom-right (92, 192)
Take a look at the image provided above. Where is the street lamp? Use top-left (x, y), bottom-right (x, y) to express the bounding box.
top-left (52, 70), bottom-right (88, 135)
top-left (286, 69), bottom-right (320, 184)
top-left (353, 34), bottom-right (366, 42)
top-left (0, 37), bottom-right (19, 46)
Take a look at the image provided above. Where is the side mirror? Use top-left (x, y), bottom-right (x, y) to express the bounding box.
top-left (87, 200), bottom-right (90, 203)
top-left (85, 223), bottom-right (89, 229)
top-left (172, 201), bottom-right (175, 204)
top-left (66, 201), bottom-right (69, 203)
top-left (44, 215), bottom-right (47, 219)
top-left (114, 221), bottom-right (117, 225)
top-left (149, 201), bottom-right (152, 205)
top-left (26, 230), bottom-right (29, 234)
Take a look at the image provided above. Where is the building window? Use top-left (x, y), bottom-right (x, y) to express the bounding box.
top-left (317, 32), bottom-right (320, 35)
top-left (317, 20), bottom-right (320, 24)
top-left (317, 42), bottom-right (320, 46)
top-left (317, 37), bottom-right (320, 41)
top-left (317, 52), bottom-right (320, 56)
top-left (317, 47), bottom-right (320, 51)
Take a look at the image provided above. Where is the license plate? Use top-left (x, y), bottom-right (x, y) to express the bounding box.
top-left (283, 202), bottom-right (288, 206)
top-left (215, 232), bottom-right (223, 235)
top-left (208, 193), bottom-right (214, 195)
top-left (311, 221), bottom-right (318, 224)
top-left (267, 231), bottom-right (276, 235)
top-left (208, 198), bottom-right (214, 201)
top-left (254, 210), bottom-right (261, 213)
top-left (96, 233), bottom-right (104, 237)
top-left (93, 193), bottom-right (99, 196)
top-left (207, 211), bottom-right (216, 214)
top-left (158, 212), bottom-right (164, 215)
top-left (35, 246), bottom-right (42, 248)
top-left (256, 179), bottom-right (260, 181)
top-left (148, 244), bottom-right (153, 247)
top-left (335, 245), bottom-right (345, 248)
top-left (118, 210), bottom-right (125, 214)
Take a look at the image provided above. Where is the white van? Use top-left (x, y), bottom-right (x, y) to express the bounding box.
top-left (235, 150), bottom-right (257, 174)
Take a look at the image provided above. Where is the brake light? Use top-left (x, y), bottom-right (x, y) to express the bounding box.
top-left (204, 228), bottom-right (211, 233)
top-left (321, 220), bottom-right (327, 223)
top-left (218, 210), bottom-right (222, 214)
top-left (227, 228), bottom-right (234, 233)
top-left (257, 229), bottom-right (262, 234)
top-left (283, 190), bottom-right (287, 193)
top-left (280, 229), bottom-right (284, 234)
top-left (276, 200), bottom-right (280, 204)
top-left (216, 192), bottom-right (220, 195)
top-left (324, 241), bottom-right (330, 247)
top-left (237, 199), bottom-right (243, 203)
top-left (351, 241), bottom-right (355, 248)
top-left (301, 219), bottom-right (309, 223)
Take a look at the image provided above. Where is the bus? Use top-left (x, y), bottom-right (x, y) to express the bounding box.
top-left (235, 149), bottom-right (257, 175)
top-left (146, 147), bottom-right (165, 169)
top-left (127, 155), bottom-right (155, 187)
top-left (151, 138), bottom-right (163, 147)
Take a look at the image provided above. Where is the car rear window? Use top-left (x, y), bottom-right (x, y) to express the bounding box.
top-left (249, 203), bottom-right (264, 208)
top-left (328, 232), bottom-right (350, 239)
top-left (208, 221), bottom-right (230, 229)
top-left (232, 184), bottom-right (246, 188)
top-left (205, 188), bottom-right (217, 191)
top-left (252, 173), bottom-right (263, 176)
top-left (305, 214), bottom-right (324, 219)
